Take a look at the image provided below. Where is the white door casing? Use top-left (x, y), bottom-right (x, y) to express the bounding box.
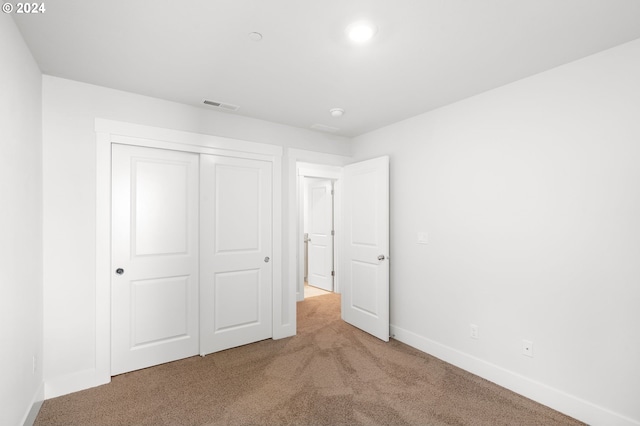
top-left (342, 156), bottom-right (390, 342)
top-left (111, 144), bottom-right (200, 375)
top-left (307, 179), bottom-right (334, 292)
top-left (200, 155), bottom-right (273, 355)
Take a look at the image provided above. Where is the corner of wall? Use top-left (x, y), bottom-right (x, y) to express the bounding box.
top-left (22, 381), bottom-right (44, 426)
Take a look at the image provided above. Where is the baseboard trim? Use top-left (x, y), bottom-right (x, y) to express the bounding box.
top-left (390, 325), bottom-right (640, 426)
top-left (44, 368), bottom-right (110, 399)
top-left (22, 381), bottom-right (44, 426)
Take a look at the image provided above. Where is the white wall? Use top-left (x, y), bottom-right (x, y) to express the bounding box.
top-left (41, 75), bottom-right (351, 397)
top-left (0, 15), bottom-right (44, 426)
top-left (352, 38), bottom-right (640, 425)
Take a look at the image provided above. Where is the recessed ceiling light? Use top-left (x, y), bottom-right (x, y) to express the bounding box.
top-left (330, 108), bottom-right (345, 118)
top-left (248, 32), bottom-right (263, 42)
top-left (346, 21), bottom-right (377, 43)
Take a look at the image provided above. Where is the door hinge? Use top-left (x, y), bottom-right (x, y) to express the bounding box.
top-left (331, 271), bottom-right (335, 277)
top-left (331, 230), bottom-right (335, 236)
top-left (331, 189), bottom-right (334, 195)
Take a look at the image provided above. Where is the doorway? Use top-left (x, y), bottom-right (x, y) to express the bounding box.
top-left (303, 177), bottom-right (335, 296)
top-left (296, 162), bottom-right (342, 301)
top-left (294, 156), bottom-right (390, 342)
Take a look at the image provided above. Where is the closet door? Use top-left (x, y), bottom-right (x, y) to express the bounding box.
top-left (111, 144), bottom-right (199, 375)
top-left (200, 155), bottom-right (273, 355)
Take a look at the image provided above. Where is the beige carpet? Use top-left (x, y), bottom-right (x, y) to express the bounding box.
top-left (35, 293), bottom-right (583, 425)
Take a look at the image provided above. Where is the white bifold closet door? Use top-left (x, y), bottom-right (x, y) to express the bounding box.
top-left (111, 144), bottom-right (273, 375)
top-left (199, 155), bottom-right (273, 355)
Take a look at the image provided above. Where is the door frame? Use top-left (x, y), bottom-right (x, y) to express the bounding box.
top-left (95, 119), bottom-right (282, 386)
top-left (297, 164), bottom-right (342, 300)
top-left (284, 149), bottom-right (351, 330)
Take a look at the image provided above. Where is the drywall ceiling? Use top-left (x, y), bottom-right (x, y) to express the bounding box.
top-left (13, 0), bottom-right (640, 137)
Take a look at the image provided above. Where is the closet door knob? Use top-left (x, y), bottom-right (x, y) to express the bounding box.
top-left (377, 255), bottom-right (385, 261)
top-left (115, 268), bottom-right (125, 275)
top-left (264, 257), bottom-right (270, 263)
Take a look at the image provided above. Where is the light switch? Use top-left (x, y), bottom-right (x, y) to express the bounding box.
top-left (417, 232), bottom-right (429, 245)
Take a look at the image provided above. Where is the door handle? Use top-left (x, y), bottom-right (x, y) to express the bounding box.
top-left (115, 268), bottom-right (124, 275)
top-left (378, 255), bottom-right (385, 261)
top-left (264, 257), bottom-right (270, 263)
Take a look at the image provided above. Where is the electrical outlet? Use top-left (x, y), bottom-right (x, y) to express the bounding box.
top-left (522, 340), bottom-right (533, 357)
top-left (470, 324), bottom-right (479, 339)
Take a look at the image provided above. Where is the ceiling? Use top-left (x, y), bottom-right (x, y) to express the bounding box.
top-left (13, 0), bottom-right (640, 137)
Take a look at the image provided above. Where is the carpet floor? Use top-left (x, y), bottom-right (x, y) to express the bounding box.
top-left (35, 293), bottom-right (583, 425)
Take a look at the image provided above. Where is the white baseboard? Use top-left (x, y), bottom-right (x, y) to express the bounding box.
top-left (390, 325), bottom-right (640, 426)
top-left (22, 381), bottom-right (44, 426)
top-left (44, 368), bottom-right (110, 399)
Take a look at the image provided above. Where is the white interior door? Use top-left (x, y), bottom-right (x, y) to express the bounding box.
top-left (111, 144), bottom-right (199, 375)
top-left (307, 179), bottom-right (334, 292)
top-left (342, 156), bottom-right (390, 341)
top-left (200, 155), bottom-right (273, 355)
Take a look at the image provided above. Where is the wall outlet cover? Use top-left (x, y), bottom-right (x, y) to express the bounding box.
top-left (470, 324), bottom-right (479, 339)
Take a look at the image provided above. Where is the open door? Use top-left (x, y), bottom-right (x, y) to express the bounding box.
top-left (341, 156), bottom-right (389, 341)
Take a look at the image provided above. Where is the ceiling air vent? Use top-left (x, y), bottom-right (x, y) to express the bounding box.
top-left (311, 123), bottom-right (340, 133)
top-left (202, 99), bottom-right (240, 112)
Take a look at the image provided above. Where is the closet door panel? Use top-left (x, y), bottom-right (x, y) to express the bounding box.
top-left (200, 155), bottom-right (273, 354)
